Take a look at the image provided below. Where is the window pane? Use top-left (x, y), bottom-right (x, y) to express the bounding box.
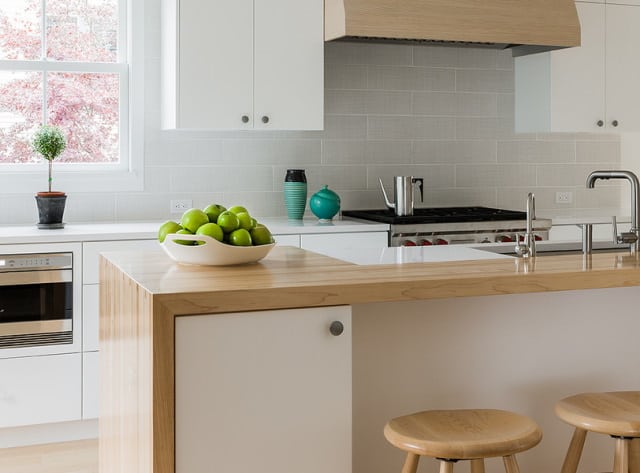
top-left (0, 71), bottom-right (43, 163)
top-left (0, 0), bottom-right (41, 60)
top-left (48, 72), bottom-right (119, 164)
top-left (47, 0), bottom-right (118, 62)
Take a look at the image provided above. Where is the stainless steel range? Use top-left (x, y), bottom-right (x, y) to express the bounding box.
top-left (342, 207), bottom-right (552, 247)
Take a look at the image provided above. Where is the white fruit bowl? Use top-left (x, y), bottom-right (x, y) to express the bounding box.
top-left (161, 233), bottom-right (276, 266)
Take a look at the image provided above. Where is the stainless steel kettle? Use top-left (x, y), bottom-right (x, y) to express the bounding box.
top-left (379, 176), bottom-right (424, 216)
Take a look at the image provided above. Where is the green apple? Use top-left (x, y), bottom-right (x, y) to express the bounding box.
top-left (236, 212), bottom-right (254, 231)
top-left (217, 211), bottom-right (240, 233)
top-left (250, 224), bottom-right (274, 245)
top-left (180, 208), bottom-right (209, 233)
top-left (195, 222), bottom-right (224, 243)
top-left (157, 220), bottom-right (182, 243)
top-left (228, 205), bottom-right (248, 215)
top-left (203, 203), bottom-right (226, 223)
top-left (174, 228), bottom-right (195, 245)
top-left (229, 228), bottom-right (252, 246)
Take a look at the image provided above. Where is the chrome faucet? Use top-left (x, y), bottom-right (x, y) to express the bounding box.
top-left (585, 170), bottom-right (640, 254)
top-left (515, 193), bottom-right (536, 258)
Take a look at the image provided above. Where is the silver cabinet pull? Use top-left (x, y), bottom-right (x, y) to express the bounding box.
top-left (329, 321), bottom-right (344, 336)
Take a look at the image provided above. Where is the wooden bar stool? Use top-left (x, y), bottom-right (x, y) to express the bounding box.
top-left (383, 409), bottom-right (543, 473)
top-left (555, 391), bottom-right (640, 473)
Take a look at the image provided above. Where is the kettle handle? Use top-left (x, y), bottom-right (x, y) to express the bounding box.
top-left (413, 178), bottom-right (424, 203)
top-left (379, 178), bottom-right (395, 210)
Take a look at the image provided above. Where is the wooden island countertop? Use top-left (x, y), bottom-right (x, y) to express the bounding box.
top-left (98, 245), bottom-right (640, 473)
top-left (101, 245), bottom-right (640, 315)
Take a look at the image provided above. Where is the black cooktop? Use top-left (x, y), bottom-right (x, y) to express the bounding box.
top-left (341, 207), bottom-right (527, 225)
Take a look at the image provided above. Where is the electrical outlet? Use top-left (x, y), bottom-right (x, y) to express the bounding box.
top-left (555, 191), bottom-right (573, 204)
top-left (170, 199), bottom-right (192, 213)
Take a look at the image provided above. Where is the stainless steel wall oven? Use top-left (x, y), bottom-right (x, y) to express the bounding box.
top-left (0, 253), bottom-right (73, 349)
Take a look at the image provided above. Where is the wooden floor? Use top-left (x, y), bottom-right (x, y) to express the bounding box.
top-left (0, 439), bottom-right (98, 473)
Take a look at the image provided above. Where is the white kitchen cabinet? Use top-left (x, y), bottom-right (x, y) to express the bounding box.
top-left (82, 285), bottom-right (99, 352)
top-left (82, 351), bottom-right (99, 420)
top-left (272, 233), bottom-right (300, 247)
top-left (515, 2), bottom-right (640, 133)
top-left (301, 231), bottom-right (388, 253)
top-left (175, 306), bottom-right (352, 473)
top-left (162, 0), bottom-right (323, 130)
top-left (81, 239), bottom-right (156, 419)
top-left (0, 353), bottom-right (81, 428)
top-left (83, 239), bottom-right (158, 285)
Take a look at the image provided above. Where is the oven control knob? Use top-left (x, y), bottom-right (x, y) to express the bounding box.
top-left (434, 238), bottom-right (448, 245)
top-left (401, 240), bottom-right (417, 246)
top-left (496, 235), bottom-right (513, 243)
top-left (419, 239), bottom-right (433, 246)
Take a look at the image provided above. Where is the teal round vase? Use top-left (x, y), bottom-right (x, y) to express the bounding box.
top-left (284, 169), bottom-right (307, 220)
top-left (309, 185), bottom-right (341, 221)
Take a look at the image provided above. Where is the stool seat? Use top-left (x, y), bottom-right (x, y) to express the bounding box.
top-left (555, 391), bottom-right (640, 473)
top-left (555, 391), bottom-right (640, 437)
top-left (384, 409), bottom-right (543, 460)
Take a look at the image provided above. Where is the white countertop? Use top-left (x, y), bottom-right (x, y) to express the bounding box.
top-left (0, 218), bottom-right (388, 245)
top-left (309, 245), bottom-right (514, 265)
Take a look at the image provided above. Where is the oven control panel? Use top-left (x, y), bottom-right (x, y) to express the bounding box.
top-left (0, 253), bottom-right (73, 272)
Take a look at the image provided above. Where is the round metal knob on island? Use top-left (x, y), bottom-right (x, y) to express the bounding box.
top-left (329, 321), bottom-right (344, 336)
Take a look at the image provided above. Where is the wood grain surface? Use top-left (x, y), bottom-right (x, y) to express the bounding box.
top-left (383, 409), bottom-right (542, 459)
top-left (325, 0), bottom-right (580, 47)
top-left (103, 246), bottom-right (640, 316)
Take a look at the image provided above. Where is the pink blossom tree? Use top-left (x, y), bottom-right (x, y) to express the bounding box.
top-left (0, 0), bottom-right (120, 164)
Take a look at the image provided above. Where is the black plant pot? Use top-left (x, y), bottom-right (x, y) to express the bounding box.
top-left (35, 192), bottom-right (67, 228)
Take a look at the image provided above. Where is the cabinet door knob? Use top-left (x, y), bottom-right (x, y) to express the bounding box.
top-left (612, 120), bottom-right (619, 127)
top-left (261, 115), bottom-right (269, 124)
top-left (597, 120), bottom-right (604, 127)
top-left (329, 321), bottom-right (344, 336)
top-left (241, 115), bottom-right (250, 123)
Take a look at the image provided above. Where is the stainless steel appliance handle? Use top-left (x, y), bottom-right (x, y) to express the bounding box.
top-left (0, 269), bottom-right (72, 286)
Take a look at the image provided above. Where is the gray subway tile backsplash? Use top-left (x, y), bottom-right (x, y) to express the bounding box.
top-left (0, 41), bottom-right (623, 224)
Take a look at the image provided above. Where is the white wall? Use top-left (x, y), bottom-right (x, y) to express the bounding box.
top-left (0, 1), bottom-right (624, 225)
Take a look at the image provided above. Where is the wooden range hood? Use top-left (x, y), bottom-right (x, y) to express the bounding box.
top-left (325, 0), bottom-right (580, 56)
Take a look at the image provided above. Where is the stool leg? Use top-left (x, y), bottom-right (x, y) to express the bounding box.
top-left (470, 459), bottom-right (486, 473)
top-left (402, 453), bottom-right (420, 473)
top-left (503, 455), bottom-right (520, 473)
top-left (561, 428), bottom-right (588, 473)
top-left (614, 438), bottom-right (630, 473)
top-left (439, 460), bottom-right (455, 473)
top-left (629, 439), bottom-right (640, 473)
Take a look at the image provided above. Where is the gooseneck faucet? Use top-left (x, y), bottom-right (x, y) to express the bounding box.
top-left (515, 193), bottom-right (536, 258)
top-left (586, 170), bottom-right (640, 254)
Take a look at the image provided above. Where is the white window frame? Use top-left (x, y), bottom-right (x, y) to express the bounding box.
top-left (0, 0), bottom-right (143, 193)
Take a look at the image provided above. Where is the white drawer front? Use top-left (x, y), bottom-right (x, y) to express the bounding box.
top-left (0, 353), bottom-right (81, 428)
top-left (83, 239), bottom-right (157, 284)
top-left (300, 232), bottom-right (387, 253)
top-left (82, 351), bottom-right (99, 419)
top-left (82, 285), bottom-right (99, 352)
top-left (272, 234), bottom-right (300, 247)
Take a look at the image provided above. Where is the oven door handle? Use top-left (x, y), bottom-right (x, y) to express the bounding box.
top-left (0, 269), bottom-right (72, 286)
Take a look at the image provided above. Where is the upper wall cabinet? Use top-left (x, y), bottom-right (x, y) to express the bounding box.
top-left (161, 0), bottom-right (324, 130)
top-left (515, 2), bottom-right (640, 133)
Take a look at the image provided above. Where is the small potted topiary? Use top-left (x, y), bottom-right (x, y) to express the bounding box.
top-left (33, 124), bottom-right (67, 228)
